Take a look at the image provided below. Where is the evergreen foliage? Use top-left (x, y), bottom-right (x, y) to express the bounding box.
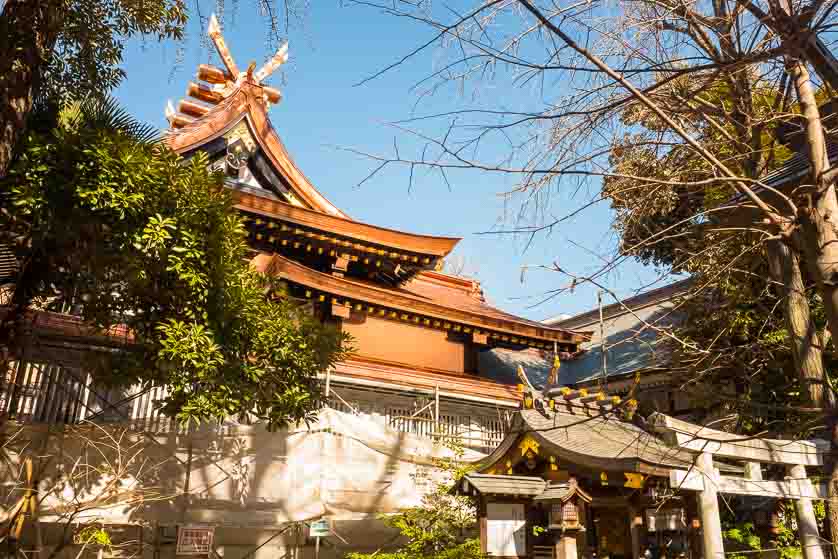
top-left (1, 97), bottom-right (350, 428)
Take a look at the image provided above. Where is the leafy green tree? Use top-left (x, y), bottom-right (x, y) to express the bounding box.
top-left (1, 97), bottom-right (349, 428)
top-left (722, 502), bottom-right (826, 559)
top-left (0, 0), bottom-right (188, 178)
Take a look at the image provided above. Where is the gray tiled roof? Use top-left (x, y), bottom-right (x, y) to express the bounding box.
top-left (760, 140), bottom-right (838, 190)
top-left (518, 408), bottom-right (695, 471)
top-left (479, 347), bottom-right (554, 388)
top-left (556, 302), bottom-right (681, 385)
top-left (532, 483), bottom-right (571, 502)
top-left (463, 474), bottom-right (547, 496)
top-left (477, 283), bottom-right (685, 389)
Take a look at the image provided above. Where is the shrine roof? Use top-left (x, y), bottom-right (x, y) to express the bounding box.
top-left (167, 83), bottom-right (348, 218)
top-left (251, 253), bottom-right (587, 347)
top-left (478, 407), bottom-right (699, 476)
top-left (403, 272), bottom-right (581, 338)
top-left (234, 188), bottom-right (460, 258)
top-left (0, 307), bottom-right (132, 346)
top-left (331, 356), bottom-right (522, 405)
top-left (461, 474), bottom-right (547, 497)
top-left (162, 22), bottom-right (463, 263)
top-left (532, 482), bottom-right (578, 502)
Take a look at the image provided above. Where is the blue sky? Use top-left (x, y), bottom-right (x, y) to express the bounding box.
top-left (115, 1), bottom-right (669, 320)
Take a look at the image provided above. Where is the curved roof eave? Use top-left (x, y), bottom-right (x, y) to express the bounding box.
top-left (474, 412), bottom-right (691, 477)
top-left (234, 189), bottom-right (460, 258)
top-left (251, 253), bottom-right (585, 345)
top-left (166, 83), bottom-right (349, 219)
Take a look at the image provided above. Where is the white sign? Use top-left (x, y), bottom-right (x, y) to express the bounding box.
top-left (645, 509), bottom-right (685, 532)
top-left (310, 519), bottom-right (330, 538)
top-left (487, 503), bottom-right (526, 557)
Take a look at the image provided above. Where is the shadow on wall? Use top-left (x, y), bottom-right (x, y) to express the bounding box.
top-left (1, 408), bottom-right (477, 552)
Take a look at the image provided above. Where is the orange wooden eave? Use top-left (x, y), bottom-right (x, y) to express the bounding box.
top-left (166, 82), bottom-right (348, 219)
top-left (333, 355), bottom-right (522, 404)
top-left (252, 253), bottom-right (587, 345)
top-left (235, 189), bottom-right (460, 258)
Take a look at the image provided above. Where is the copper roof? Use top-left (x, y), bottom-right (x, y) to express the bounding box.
top-left (402, 272), bottom-right (571, 335)
top-left (166, 83), bottom-right (348, 218)
top-left (252, 253), bottom-right (587, 346)
top-left (462, 474), bottom-right (547, 496)
top-left (235, 189), bottom-right (460, 258)
top-left (166, 82), bottom-right (467, 260)
top-left (333, 356), bottom-right (522, 404)
top-left (0, 307), bottom-right (133, 345)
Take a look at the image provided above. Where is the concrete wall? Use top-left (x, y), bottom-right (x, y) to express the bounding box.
top-left (23, 520), bottom-right (404, 559)
top-left (1, 407), bottom-right (486, 558)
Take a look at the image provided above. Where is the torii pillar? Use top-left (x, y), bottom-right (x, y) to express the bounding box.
top-left (788, 464), bottom-right (825, 559)
top-left (697, 453), bottom-right (725, 559)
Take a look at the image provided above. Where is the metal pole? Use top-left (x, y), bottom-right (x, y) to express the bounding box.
top-left (325, 367), bottom-right (331, 399)
top-left (315, 536), bottom-right (320, 559)
top-left (434, 385), bottom-right (440, 427)
top-left (597, 291), bottom-right (607, 389)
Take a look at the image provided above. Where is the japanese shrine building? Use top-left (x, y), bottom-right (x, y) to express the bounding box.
top-left (1, 17), bottom-right (596, 559)
top-left (159, 16), bottom-right (590, 451)
top-left (455, 389), bottom-right (830, 559)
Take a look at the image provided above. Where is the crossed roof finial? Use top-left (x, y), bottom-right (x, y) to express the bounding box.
top-left (165, 14), bottom-right (289, 128)
top-left (207, 13), bottom-right (289, 87)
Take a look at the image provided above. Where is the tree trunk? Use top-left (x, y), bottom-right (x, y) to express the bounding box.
top-left (0, 0), bottom-right (63, 179)
top-left (790, 57), bottom-right (838, 557)
top-left (766, 239), bottom-right (832, 407)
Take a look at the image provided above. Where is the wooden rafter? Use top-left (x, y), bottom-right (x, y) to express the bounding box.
top-left (207, 14), bottom-right (240, 78)
top-left (255, 42), bottom-right (289, 84)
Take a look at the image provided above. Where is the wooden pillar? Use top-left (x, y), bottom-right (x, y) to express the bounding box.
top-left (788, 464), bottom-right (825, 559)
top-left (555, 533), bottom-right (579, 559)
top-left (478, 501), bottom-right (487, 555)
top-left (696, 453), bottom-right (724, 559)
top-left (686, 493), bottom-right (702, 559)
top-left (628, 507), bottom-right (643, 559)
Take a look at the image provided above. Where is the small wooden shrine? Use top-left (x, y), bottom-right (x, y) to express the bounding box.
top-left (456, 385), bottom-right (831, 559)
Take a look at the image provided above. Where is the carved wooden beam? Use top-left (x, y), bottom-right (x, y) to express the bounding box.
top-left (178, 99), bottom-right (210, 118)
top-left (651, 412), bottom-right (827, 466)
top-left (255, 41), bottom-right (289, 83)
top-left (197, 63), bottom-right (232, 85)
top-left (187, 82), bottom-right (225, 105)
top-left (207, 14), bottom-right (240, 78)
